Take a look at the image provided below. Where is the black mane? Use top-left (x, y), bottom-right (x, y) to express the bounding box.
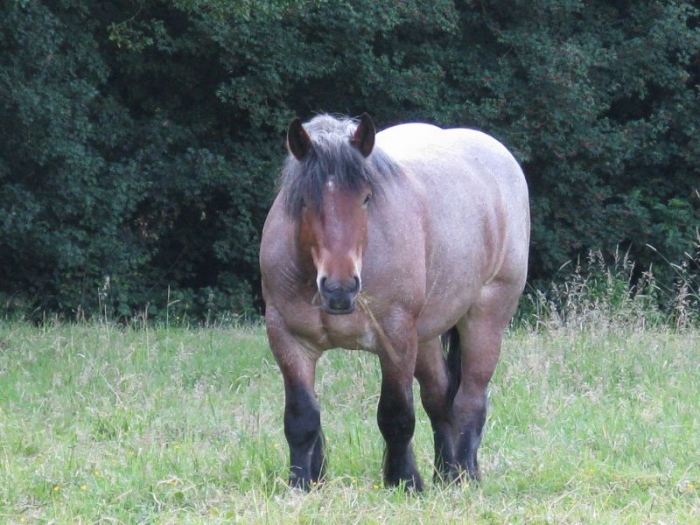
top-left (278, 114), bottom-right (400, 216)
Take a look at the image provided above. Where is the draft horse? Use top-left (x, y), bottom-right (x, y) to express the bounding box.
top-left (260, 113), bottom-right (529, 491)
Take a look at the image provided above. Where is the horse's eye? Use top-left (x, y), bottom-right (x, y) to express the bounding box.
top-left (363, 193), bottom-right (372, 207)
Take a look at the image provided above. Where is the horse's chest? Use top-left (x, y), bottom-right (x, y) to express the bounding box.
top-left (286, 305), bottom-right (377, 352)
top-left (324, 317), bottom-right (377, 350)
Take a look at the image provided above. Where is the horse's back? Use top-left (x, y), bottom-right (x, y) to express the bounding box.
top-left (375, 123), bottom-right (529, 336)
top-left (377, 123), bottom-right (528, 253)
top-left (377, 123), bottom-right (526, 203)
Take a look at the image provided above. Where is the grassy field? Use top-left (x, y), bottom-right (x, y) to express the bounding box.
top-left (0, 321), bottom-right (698, 524)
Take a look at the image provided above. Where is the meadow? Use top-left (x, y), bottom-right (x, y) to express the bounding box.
top-left (0, 315), bottom-right (697, 524)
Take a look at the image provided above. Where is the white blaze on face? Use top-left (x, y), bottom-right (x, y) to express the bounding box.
top-left (314, 254), bottom-right (363, 293)
top-left (313, 177), bottom-right (365, 294)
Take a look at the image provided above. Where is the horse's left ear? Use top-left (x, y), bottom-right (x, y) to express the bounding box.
top-left (288, 117), bottom-right (311, 160)
top-left (351, 113), bottom-right (375, 157)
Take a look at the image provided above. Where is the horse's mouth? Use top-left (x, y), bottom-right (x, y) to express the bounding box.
top-left (322, 303), bottom-right (356, 315)
top-left (321, 296), bottom-right (357, 315)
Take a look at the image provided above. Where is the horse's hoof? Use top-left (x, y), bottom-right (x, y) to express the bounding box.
top-left (385, 474), bottom-right (424, 493)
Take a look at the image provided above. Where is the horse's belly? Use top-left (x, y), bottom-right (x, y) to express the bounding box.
top-left (415, 279), bottom-right (483, 342)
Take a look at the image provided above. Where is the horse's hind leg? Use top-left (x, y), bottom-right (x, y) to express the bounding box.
top-left (415, 336), bottom-right (460, 483)
top-left (452, 286), bottom-right (517, 481)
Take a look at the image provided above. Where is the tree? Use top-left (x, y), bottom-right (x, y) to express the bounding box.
top-left (1, 0), bottom-right (698, 321)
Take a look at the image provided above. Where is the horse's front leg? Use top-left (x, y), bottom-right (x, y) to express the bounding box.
top-left (415, 336), bottom-right (460, 484)
top-left (376, 324), bottom-right (423, 491)
top-left (283, 372), bottom-right (325, 490)
top-left (266, 307), bottom-right (325, 490)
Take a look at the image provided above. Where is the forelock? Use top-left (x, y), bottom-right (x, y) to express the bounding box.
top-left (277, 114), bottom-right (400, 216)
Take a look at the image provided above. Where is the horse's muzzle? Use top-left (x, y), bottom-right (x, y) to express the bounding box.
top-left (319, 276), bottom-right (360, 314)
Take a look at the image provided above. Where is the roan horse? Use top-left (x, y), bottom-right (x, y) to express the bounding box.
top-left (260, 113), bottom-right (529, 491)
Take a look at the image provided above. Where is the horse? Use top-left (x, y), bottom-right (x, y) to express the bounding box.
top-left (259, 113), bottom-right (529, 491)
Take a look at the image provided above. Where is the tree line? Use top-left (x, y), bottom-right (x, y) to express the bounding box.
top-left (1, 0), bottom-right (699, 322)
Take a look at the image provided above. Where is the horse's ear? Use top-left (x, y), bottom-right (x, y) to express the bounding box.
top-left (351, 113), bottom-right (375, 157)
top-left (288, 117), bottom-right (311, 160)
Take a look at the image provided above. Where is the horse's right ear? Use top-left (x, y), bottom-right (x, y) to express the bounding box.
top-left (287, 118), bottom-right (311, 160)
top-left (351, 113), bottom-right (375, 157)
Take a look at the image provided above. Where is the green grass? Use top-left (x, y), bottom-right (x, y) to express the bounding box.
top-left (0, 321), bottom-right (698, 523)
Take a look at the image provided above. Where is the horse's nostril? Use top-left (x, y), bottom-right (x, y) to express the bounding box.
top-left (319, 276), bottom-right (328, 292)
top-left (352, 276), bottom-right (360, 293)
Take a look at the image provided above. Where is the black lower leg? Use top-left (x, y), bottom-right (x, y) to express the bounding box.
top-left (418, 331), bottom-right (462, 485)
top-left (457, 397), bottom-right (487, 481)
top-left (431, 422), bottom-right (459, 483)
top-left (310, 431), bottom-right (326, 483)
top-left (284, 385), bottom-right (324, 490)
top-left (377, 384), bottom-right (423, 491)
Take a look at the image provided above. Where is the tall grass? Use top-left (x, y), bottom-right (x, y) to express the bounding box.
top-left (521, 241), bottom-right (700, 332)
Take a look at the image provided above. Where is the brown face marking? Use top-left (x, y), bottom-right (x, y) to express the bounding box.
top-left (298, 178), bottom-right (372, 314)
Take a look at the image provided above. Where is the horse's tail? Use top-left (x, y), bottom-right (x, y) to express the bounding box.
top-left (441, 326), bottom-right (461, 406)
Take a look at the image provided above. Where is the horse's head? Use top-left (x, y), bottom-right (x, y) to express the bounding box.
top-left (285, 114), bottom-right (376, 314)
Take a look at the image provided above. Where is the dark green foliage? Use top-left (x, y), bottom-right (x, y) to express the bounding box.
top-left (1, 0), bottom-right (698, 322)
top-left (0, 0), bottom-right (275, 321)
